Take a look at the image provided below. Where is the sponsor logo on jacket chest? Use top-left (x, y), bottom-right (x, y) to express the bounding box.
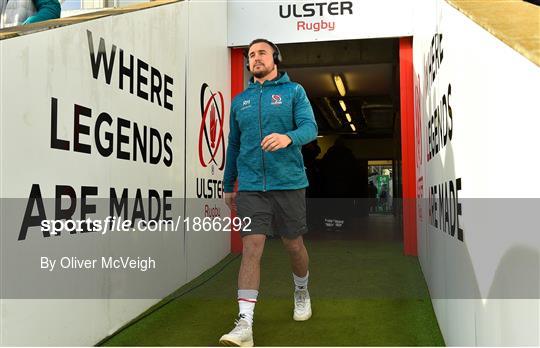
top-left (241, 99), bottom-right (251, 110)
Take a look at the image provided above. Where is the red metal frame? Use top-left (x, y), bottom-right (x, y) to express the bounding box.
top-left (230, 48), bottom-right (244, 254)
top-left (399, 37), bottom-right (418, 256)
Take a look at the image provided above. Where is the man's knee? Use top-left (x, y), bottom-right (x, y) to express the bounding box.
top-left (242, 234), bottom-right (266, 260)
top-left (282, 236), bottom-right (305, 255)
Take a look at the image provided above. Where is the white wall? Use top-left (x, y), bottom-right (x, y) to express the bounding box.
top-left (184, 0), bottom-right (231, 281)
top-left (413, 0), bottom-right (540, 345)
top-left (0, 0), bottom-right (231, 345)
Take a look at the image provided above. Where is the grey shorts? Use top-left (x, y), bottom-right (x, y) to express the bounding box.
top-left (236, 189), bottom-right (307, 239)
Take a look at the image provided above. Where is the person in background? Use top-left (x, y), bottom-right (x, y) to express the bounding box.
top-left (368, 181), bottom-right (378, 213)
top-left (320, 137), bottom-right (359, 198)
top-left (302, 140), bottom-right (323, 232)
top-left (1, 0), bottom-right (61, 28)
top-left (320, 137), bottom-right (359, 230)
top-left (302, 140), bottom-right (322, 198)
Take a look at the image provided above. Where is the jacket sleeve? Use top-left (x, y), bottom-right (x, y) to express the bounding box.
top-left (25, 0), bottom-right (61, 24)
top-left (286, 84), bottom-right (318, 146)
top-left (223, 103), bottom-right (240, 192)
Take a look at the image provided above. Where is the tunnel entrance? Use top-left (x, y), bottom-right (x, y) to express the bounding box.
top-left (276, 39), bottom-right (404, 242)
top-left (230, 37), bottom-right (416, 253)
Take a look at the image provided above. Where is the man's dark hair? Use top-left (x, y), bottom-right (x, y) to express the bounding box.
top-left (245, 38), bottom-right (282, 66)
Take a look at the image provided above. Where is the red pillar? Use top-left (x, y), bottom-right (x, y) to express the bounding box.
top-left (230, 48), bottom-right (244, 254)
top-left (399, 37), bottom-right (418, 256)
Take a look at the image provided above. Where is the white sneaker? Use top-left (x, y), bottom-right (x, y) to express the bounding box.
top-left (219, 318), bottom-right (254, 347)
top-left (293, 289), bottom-right (312, 321)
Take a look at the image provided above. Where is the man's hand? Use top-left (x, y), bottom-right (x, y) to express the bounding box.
top-left (261, 133), bottom-right (292, 151)
top-left (224, 191), bottom-right (237, 211)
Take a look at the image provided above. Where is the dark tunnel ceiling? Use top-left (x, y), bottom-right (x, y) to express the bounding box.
top-left (278, 39), bottom-right (399, 138)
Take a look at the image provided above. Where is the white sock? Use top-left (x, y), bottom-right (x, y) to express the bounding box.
top-left (238, 289), bottom-right (258, 326)
top-left (293, 271), bottom-right (309, 292)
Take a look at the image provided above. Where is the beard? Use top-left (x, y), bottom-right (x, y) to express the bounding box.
top-left (252, 64), bottom-right (275, 78)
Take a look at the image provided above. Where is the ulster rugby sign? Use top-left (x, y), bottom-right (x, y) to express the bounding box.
top-left (278, 1), bottom-right (353, 32)
top-left (228, 0), bottom-right (414, 46)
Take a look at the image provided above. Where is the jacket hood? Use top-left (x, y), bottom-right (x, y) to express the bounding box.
top-left (248, 71), bottom-right (291, 88)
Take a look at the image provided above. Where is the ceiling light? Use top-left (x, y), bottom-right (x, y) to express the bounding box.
top-left (333, 74), bottom-right (346, 97)
top-left (350, 123), bottom-right (356, 132)
top-left (345, 113), bottom-right (352, 122)
top-left (339, 100), bottom-right (347, 112)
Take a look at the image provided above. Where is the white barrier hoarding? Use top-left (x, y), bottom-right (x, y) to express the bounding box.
top-left (184, 0), bottom-right (231, 280)
top-left (0, 2), bottom-right (189, 345)
top-left (228, 0), bottom-right (414, 46)
top-left (413, 0), bottom-right (540, 345)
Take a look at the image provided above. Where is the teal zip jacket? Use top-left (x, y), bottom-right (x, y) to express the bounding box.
top-left (224, 72), bottom-right (318, 192)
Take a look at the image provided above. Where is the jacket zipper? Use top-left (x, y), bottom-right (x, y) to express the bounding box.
top-left (258, 86), bottom-right (267, 192)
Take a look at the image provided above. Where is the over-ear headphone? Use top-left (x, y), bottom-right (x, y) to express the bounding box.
top-left (244, 39), bottom-right (282, 71)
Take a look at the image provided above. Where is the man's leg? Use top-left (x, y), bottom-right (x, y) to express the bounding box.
top-left (220, 234), bottom-right (265, 347)
top-left (237, 234), bottom-right (266, 326)
top-left (282, 235), bottom-right (312, 321)
top-left (281, 235), bottom-right (309, 277)
top-left (239, 234), bottom-right (267, 290)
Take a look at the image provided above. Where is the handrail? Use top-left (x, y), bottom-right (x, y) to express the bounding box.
top-left (0, 0), bottom-right (181, 41)
top-left (447, 0), bottom-right (540, 66)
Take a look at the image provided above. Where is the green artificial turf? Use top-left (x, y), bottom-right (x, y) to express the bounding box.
top-left (101, 240), bottom-right (445, 346)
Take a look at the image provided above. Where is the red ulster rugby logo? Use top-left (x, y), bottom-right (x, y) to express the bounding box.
top-left (198, 83), bottom-right (225, 171)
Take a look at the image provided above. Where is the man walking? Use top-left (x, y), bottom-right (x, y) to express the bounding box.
top-left (220, 38), bottom-right (318, 347)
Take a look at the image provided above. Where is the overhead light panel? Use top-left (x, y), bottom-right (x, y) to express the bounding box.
top-left (350, 123), bottom-right (356, 132)
top-left (345, 113), bottom-right (352, 122)
top-left (333, 74), bottom-right (346, 97)
top-left (339, 100), bottom-right (347, 112)
top-left (322, 97), bottom-right (343, 128)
